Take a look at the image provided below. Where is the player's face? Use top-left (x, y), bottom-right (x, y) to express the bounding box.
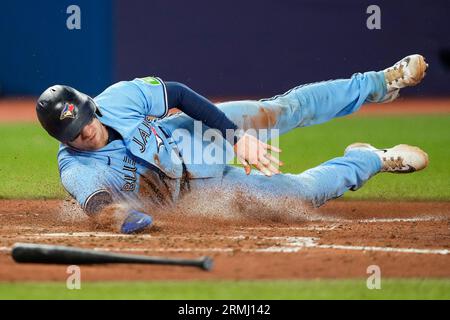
top-left (68, 117), bottom-right (109, 151)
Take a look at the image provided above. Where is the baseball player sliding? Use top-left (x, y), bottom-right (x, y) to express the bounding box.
top-left (36, 54), bottom-right (429, 233)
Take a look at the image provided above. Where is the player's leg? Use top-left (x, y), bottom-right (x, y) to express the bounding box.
top-left (191, 142), bottom-right (428, 209)
top-left (217, 71), bottom-right (385, 137)
top-left (217, 55), bottom-right (427, 139)
top-left (295, 142), bottom-right (428, 206)
top-left (216, 149), bottom-right (382, 208)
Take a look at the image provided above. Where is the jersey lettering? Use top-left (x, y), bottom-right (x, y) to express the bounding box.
top-left (121, 156), bottom-right (137, 192)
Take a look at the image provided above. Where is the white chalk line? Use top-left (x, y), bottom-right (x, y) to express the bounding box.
top-left (316, 244), bottom-right (450, 255)
top-left (277, 237), bottom-right (449, 255)
top-left (16, 232), bottom-right (250, 240)
top-left (356, 217), bottom-right (442, 223)
top-left (30, 232), bottom-right (154, 239)
top-left (240, 217), bottom-right (445, 232)
top-left (247, 237), bottom-right (450, 255)
top-left (4, 216), bottom-right (442, 238)
top-left (310, 216), bottom-right (443, 223)
top-left (2, 216), bottom-right (445, 238)
top-left (1, 235), bottom-right (448, 255)
top-left (242, 225), bottom-right (339, 231)
top-left (0, 246), bottom-right (232, 254)
top-left (93, 247), bottom-right (235, 253)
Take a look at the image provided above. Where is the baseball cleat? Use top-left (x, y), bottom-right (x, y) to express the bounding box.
top-left (383, 54), bottom-right (428, 92)
top-left (345, 142), bottom-right (429, 173)
top-left (121, 210), bottom-right (153, 234)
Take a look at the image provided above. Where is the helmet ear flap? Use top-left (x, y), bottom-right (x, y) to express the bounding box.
top-left (87, 96), bottom-right (102, 117)
top-left (95, 105), bottom-right (103, 117)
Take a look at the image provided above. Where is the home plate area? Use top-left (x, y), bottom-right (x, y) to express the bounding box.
top-left (0, 200), bottom-right (449, 281)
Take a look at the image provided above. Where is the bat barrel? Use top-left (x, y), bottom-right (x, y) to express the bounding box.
top-left (12, 243), bottom-right (213, 271)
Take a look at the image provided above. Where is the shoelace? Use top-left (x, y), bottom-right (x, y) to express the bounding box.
top-left (385, 64), bottom-right (405, 85)
top-left (382, 156), bottom-right (405, 170)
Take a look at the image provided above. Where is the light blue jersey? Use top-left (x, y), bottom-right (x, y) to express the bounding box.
top-left (58, 76), bottom-right (233, 210)
top-left (58, 77), bottom-right (182, 210)
top-left (59, 71), bottom-right (388, 212)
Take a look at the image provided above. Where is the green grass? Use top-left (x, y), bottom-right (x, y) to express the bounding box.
top-left (1, 279), bottom-right (449, 299)
top-left (1, 119), bottom-right (449, 300)
top-left (0, 124), bottom-right (65, 199)
top-left (279, 115), bottom-right (450, 200)
top-left (0, 115), bottom-right (449, 200)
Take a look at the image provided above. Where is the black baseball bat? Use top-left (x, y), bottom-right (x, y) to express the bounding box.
top-left (11, 243), bottom-right (213, 271)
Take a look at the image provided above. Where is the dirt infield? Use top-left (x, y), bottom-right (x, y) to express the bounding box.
top-left (1, 98), bottom-right (449, 282)
top-left (0, 199), bottom-right (449, 281)
top-left (1, 97), bottom-right (449, 122)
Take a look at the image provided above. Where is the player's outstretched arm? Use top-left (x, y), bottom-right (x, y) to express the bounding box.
top-left (165, 81), bottom-right (237, 138)
top-left (165, 81), bottom-right (281, 176)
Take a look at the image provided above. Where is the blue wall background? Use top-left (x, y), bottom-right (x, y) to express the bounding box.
top-left (116, 0), bottom-right (450, 97)
top-left (0, 0), bottom-right (113, 96)
top-left (0, 0), bottom-right (448, 97)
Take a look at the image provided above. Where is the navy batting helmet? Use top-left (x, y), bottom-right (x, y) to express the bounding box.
top-left (36, 85), bottom-right (100, 142)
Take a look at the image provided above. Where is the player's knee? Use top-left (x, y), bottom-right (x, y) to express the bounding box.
top-left (296, 174), bottom-right (324, 206)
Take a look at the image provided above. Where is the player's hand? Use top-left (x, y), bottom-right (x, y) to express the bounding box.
top-left (234, 132), bottom-right (282, 177)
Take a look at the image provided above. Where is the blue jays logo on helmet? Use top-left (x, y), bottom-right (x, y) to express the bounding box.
top-left (60, 103), bottom-right (77, 120)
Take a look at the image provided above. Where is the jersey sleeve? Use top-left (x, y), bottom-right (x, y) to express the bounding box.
top-left (94, 77), bottom-right (169, 120)
top-left (58, 149), bottom-right (114, 213)
top-left (133, 77), bottom-right (169, 118)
